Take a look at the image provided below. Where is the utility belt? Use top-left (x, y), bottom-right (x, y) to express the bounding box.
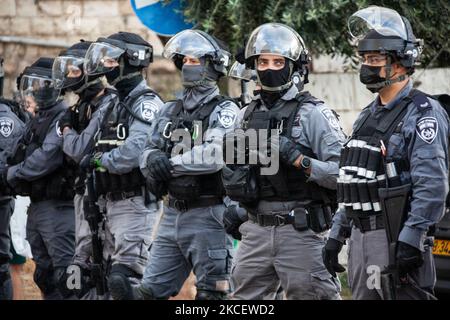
top-left (168, 196), bottom-right (223, 213)
top-left (346, 209), bottom-right (385, 233)
top-left (94, 167), bottom-right (145, 197)
top-left (27, 174), bottom-right (76, 203)
top-left (247, 204), bottom-right (333, 233)
top-left (105, 186), bottom-right (144, 202)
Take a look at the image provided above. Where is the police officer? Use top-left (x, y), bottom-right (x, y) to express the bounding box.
top-left (3, 58), bottom-right (76, 299)
top-left (224, 23), bottom-right (346, 300)
top-left (52, 40), bottom-right (119, 298)
top-left (0, 73), bottom-right (29, 299)
top-left (122, 29), bottom-right (240, 300)
top-left (82, 32), bottom-right (163, 300)
top-left (324, 6), bottom-right (449, 300)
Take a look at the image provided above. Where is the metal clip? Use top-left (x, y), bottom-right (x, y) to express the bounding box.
top-left (163, 121), bottom-right (172, 139)
top-left (276, 119), bottom-right (284, 134)
top-left (117, 123), bottom-right (127, 140)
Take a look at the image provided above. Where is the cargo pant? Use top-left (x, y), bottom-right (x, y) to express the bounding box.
top-left (231, 200), bottom-right (342, 300)
top-left (73, 193), bottom-right (92, 269)
top-left (102, 195), bottom-right (159, 284)
top-left (140, 203), bottom-right (234, 298)
top-left (347, 227), bottom-right (436, 300)
top-left (0, 198), bottom-right (14, 300)
top-left (26, 199), bottom-right (75, 300)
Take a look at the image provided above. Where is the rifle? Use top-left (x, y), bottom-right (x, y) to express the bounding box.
top-left (83, 169), bottom-right (106, 297)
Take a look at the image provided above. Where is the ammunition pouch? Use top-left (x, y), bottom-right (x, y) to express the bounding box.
top-left (222, 165), bottom-right (259, 204)
top-left (291, 205), bottom-right (333, 233)
top-left (168, 175), bottom-right (200, 200)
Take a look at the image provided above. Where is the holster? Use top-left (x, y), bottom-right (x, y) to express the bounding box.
top-left (378, 183), bottom-right (411, 243)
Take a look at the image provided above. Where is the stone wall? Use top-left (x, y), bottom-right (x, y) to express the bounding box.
top-left (0, 0), bottom-right (181, 99)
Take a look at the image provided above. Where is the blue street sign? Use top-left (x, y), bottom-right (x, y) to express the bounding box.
top-left (131, 0), bottom-right (194, 36)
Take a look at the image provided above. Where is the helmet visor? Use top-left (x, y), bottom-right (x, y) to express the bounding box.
top-left (348, 6), bottom-right (407, 40)
top-left (19, 75), bottom-right (60, 107)
top-left (163, 30), bottom-right (218, 60)
top-left (245, 23), bottom-right (305, 61)
top-left (84, 42), bottom-right (124, 75)
top-left (52, 56), bottom-right (85, 89)
top-left (228, 61), bottom-right (255, 81)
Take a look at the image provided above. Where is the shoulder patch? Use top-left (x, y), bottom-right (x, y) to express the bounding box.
top-left (0, 117), bottom-right (14, 138)
top-left (55, 120), bottom-right (63, 137)
top-left (141, 100), bottom-right (159, 122)
top-left (218, 106), bottom-right (237, 129)
top-left (416, 116), bottom-right (438, 144)
top-left (321, 108), bottom-right (341, 131)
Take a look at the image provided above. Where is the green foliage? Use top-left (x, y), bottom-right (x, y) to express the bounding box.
top-left (179, 0), bottom-right (450, 67)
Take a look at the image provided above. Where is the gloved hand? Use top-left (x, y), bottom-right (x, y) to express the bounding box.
top-left (80, 152), bottom-right (103, 171)
top-left (146, 177), bottom-right (168, 200)
top-left (146, 150), bottom-right (173, 182)
top-left (223, 205), bottom-right (248, 240)
top-left (58, 108), bottom-right (76, 132)
top-left (396, 241), bottom-right (424, 278)
top-left (322, 238), bottom-right (346, 277)
top-left (271, 135), bottom-right (302, 166)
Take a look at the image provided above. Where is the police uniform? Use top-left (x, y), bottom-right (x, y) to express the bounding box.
top-left (330, 81), bottom-right (449, 299)
top-left (7, 100), bottom-right (77, 299)
top-left (91, 80), bottom-right (163, 292)
top-left (137, 87), bottom-right (240, 299)
top-left (0, 99), bottom-right (27, 299)
top-left (229, 84), bottom-right (346, 300)
top-left (62, 90), bottom-right (118, 272)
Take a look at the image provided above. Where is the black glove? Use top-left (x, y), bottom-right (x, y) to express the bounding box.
top-left (146, 177), bottom-right (168, 200)
top-left (322, 238), bottom-right (346, 277)
top-left (59, 108), bottom-right (76, 132)
top-left (271, 135), bottom-right (302, 166)
top-left (146, 151), bottom-right (173, 182)
top-left (396, 241), bottom-right (424, 278)
top-left (80, 152), bottom-right (103, 171)
top-left (223, 205), bottom-right (248, 240)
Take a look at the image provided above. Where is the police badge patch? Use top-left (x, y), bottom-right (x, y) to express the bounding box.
top-left (321, 109), bottom-right (340, 131)
top-left (141, 101), bottom-right (158, 122)
top-left (416, 117), bottom-right (438, 144)
top-left (218, 107), bottom-right (237, 129)
top-left (0, 117), bottom-right (14, 138)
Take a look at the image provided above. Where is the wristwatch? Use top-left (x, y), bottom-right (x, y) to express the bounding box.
top-left (301, 156), bottom-right (311, 170)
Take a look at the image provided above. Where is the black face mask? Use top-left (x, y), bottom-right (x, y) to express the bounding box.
top-left (105, 67), bottom-right (120, 84)
top-left (359, 65), bottom-right (385, 93)
top-left (257, 62), bottom-right (291, 90)
top-left (78, 80), bottom-right (104, 102)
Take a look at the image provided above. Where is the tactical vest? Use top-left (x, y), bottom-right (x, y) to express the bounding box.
top-left (0, 99), bottom-right (27, 155)
top-left (337, 89), bottom-right (439, 220)
top-left (17, 104), bottom-right (77, 202)
top-left (162, 96), bottom-right (233, 200)
top-left (239, 92), bottom-right (337, 205)
top-left (72, 88), bottom-right (118, 195)
top-left (93, 88), bottom-right (157, 196)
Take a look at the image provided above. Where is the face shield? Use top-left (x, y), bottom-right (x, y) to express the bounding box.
top-left (228, 61), bottom-right (256, 81)
top-left (163, 30), bottom-right (219, 60)
top-left (84, 42), bottom-right (124, 76)
top-left (52, 55), bottom-right (85, 89)
top-left (348, 6), bottom-right (408, 41)
top-left (245, 23), bottom-right (306, 62)
top-left (19, 75), bottom-right (60, 108)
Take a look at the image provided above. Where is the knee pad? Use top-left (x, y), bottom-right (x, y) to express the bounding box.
top-left (195, 289), bottom-right (228, 300)
top-left (0, 270), bottom-right (12, 300)
top-left (34, 265), bottom-right (57, 296)
top-left (108, 264), bottom-right (140, 300)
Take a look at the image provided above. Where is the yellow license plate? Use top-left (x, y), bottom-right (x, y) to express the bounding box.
top-left (433, 239), bottom-right (450, 256)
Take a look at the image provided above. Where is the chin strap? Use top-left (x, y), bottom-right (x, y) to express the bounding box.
top-left (366, 56), bottom-right (408, 91)
top-left (110, 58), bottom-right (142, 86)
top-left (73, 77), bottom-right (103, 95)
